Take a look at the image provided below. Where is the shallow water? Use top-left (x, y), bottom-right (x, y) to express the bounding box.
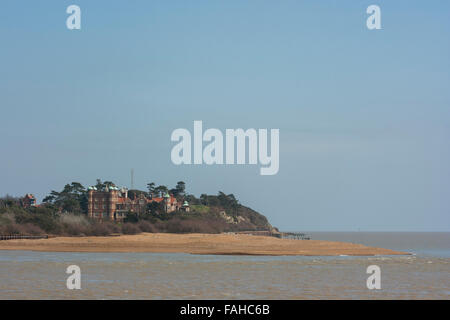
top-left (0, 232), bottom-right (449, 299)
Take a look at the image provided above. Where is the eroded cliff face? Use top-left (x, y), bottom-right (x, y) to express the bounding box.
top-left (213, 205), bottom-right (273, 231)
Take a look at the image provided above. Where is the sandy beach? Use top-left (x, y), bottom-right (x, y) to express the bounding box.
top-left (0, 233), bottom-right (409, 256)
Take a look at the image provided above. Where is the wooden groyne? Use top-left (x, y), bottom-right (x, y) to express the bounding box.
top-left (281, 232), bottom-right (310, 240)
top-left (0, 234), bottom-right (48, 241)
top-left (232, 230), bottom-right (282, 238)
top-left (230, 231), bottom-right (310, 240)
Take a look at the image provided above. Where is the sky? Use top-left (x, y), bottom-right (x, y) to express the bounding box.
top-left (0, 1), bottom-right (449, 231)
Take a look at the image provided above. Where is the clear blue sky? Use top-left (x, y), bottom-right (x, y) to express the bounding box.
top-left (1, 1), bottom-right (449, 231)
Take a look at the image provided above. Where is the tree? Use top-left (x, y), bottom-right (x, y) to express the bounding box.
top-left (173, 181), bottom-right (186, 198)
top-left (147, 201), bottom-right (164, 215)
top-left (185, 194), bottom-right (200, 205)
top-left (147, 182), bottom-right (156, 197)
top-left (124, 211), bottom-right (139, 223)
top-left (95, 179), bottom-right (103, 190)
top-left (42, 194), bottom-right (56, 204)
top-left (200, 194), bottom-right (208, 205)
top-left (0, 195), bottom-right (20, 208)
top-left (154, 185), bottom-right (168, 197)
top-left (42, 182), bottom-right (87, 214)
top-left (217, 192), bottom-right (239, 211)
top-left (94, 179), bottom-right (116, 190)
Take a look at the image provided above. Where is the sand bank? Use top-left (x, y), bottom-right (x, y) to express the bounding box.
top-left (0, 233), bottom-right (409, 256)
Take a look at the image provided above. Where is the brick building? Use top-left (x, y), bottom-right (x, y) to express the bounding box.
top-left (87, 186), bottom-right (184, 221)
top-left (21, 194), bottom-right (37, 208)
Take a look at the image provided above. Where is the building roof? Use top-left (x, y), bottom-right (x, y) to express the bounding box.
top-left (117, 197), bottom-right (130, 204)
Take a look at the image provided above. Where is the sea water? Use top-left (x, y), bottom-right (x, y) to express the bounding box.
top-left (0, 232), bottom-right (448, 299)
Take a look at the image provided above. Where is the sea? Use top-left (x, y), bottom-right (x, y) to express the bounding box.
top-left (0, 232), bottom-right (449, 299)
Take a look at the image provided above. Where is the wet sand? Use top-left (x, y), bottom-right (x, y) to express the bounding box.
top-left (0, 233), bottom-right (409, 256)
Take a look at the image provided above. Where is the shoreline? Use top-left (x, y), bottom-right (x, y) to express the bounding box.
top-left (0, 232), bottom-right (410, 256)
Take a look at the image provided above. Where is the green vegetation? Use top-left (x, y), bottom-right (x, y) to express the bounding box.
top-left (190, 204), bottom-right (210, 214)
top-left (0, 180), bottom-right (274, 236)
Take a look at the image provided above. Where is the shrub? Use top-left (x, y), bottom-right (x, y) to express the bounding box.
top-left (0, 212), bottom-right (15, 225)
top-left (59, 213), bottom-right (91, 236)
top-left (59, 213), bottom-right (89, 226)
top-left (21, 223), bottom-right (45, 235)
top-left (124, 212), bottom-right (139, 223)
top-left (90, 223), bottom-right (112, 236)
top-left (137, 220), bottom-right (157, 233)
top-left (103, 222), bottom-right (120, 234)
top-left (121, 223), bottom-right (141, 235)
top-left (2, 223), bottom-right (22, 234)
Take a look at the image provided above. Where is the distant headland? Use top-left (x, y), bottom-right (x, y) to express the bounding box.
top-left (0, 180), bottom-right (276, 237)
top-left (0, 180), bottom-right (410, 256)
